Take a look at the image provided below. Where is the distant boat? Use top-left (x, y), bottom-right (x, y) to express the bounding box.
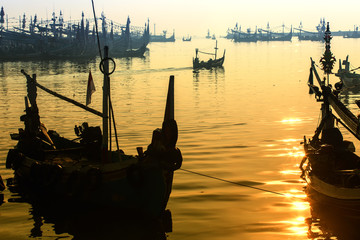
top-left (232, 27), bottom-right (258, 42)
top-left (334, 56), bottom-right (360, 90)
top-left (0, 10), bottom-right (149, 60)
top-left (182, 36), bottom-right (191, 41)
top-left (343, 27), bottom-right (360, 38)
top-left (206, 29), bottom-right (211, 39)
top-left (296, 27), bottom-right (324, 41)
top-left (257, 26), bottom-right (292, 41)
top-left (296, 19), bottom-right (325, 41)
top-left (150, 30), bottom-right (175, 42)
top-left (193, 40), bottom-right (225, 70)
top-left (301, 23), bottom-right (360, 212)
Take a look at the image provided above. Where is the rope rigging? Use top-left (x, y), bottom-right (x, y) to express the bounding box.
top-left (197, 50), bottom-right (215, 56)
top-left (179, 168), bottom-right (300, 198)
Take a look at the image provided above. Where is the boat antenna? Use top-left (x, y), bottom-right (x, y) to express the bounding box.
top-left (91, 0), bottom-right (102, 59)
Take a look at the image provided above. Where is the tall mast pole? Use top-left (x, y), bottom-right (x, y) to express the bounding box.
top-left (102, 46), bottom-right (109, 161)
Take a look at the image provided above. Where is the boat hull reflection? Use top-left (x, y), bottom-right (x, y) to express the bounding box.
top-left (306, 186), bottom-right (360, 239)
top-left (9, 192), bottom-right (172, 240)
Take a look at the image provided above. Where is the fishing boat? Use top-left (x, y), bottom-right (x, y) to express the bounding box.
top-left (296, 19), bottom-right (325, 42)
top-left (150, 30), bottom-right (175, 42)
top-left (193, 40), bottom-right (225, 70)
top-left (334, 55), bottom-right (360, 90)
top-left (0, 8), bottom-right (149, 61)
top-left (257, 24), bottom-right (292, 41)
top-left (205, 29), bottom-right (211, 39)
top-left (343, 26), bottom-right (360, 38)
top-left (300, 23), bottom-right (360, 211)
top-left (5, 45), bottom-right (182, 218)
top-left (182, 36), bottom-right (191, 42)
top-left (232, 27), bottom-right (258, 43)
top-left (296, 28), bottom-right (324, 41)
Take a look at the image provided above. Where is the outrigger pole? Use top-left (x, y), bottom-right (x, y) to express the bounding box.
top-left (20, 70), bottom-right (103, 118)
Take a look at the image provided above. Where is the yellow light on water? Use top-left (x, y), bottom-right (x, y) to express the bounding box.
top-left (279, 170), bottom-right (301, 175)
top-left (280, 118), bottom-right (302, 124)
top-left (288, 226), bottom-right (308, 236)
top-left (278, 216), bottom-right (309, 236)
top-left (283, 193), bottom-right (307, 199)
top-left (291, 201), bottom-right (309, 211)
top-left (280, 138), bottom-right (299, 142)
top-left (288, 217), bottom-right (308, 235)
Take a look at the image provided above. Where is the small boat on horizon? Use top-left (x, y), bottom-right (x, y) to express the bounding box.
top-left (150, 30), bottom-right (175, 42)
top-left (192, 40), bottom-right (225, 70)
top-left (182, 36), bottom-right (191, 41)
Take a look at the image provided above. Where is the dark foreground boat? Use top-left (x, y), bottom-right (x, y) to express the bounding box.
top-left (5, 46), bottom-right (182, 219)
top-left (300, 23), bottom-right (360, 211)
top-left (193, 40), bottom-right (225, 70)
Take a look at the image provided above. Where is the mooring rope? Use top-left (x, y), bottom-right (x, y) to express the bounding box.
top-left (179, 168), bottom-right (289, 197)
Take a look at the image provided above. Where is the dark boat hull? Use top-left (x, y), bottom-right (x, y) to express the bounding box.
top-left (7, 145), bottom-right (178, 217)
top-left (306, 182), bottom-right (360, 217)
top-left (193, 56), bottom-right (225, 70)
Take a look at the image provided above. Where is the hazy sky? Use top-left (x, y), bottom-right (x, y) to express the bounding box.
top-left (1, 0), bottom-right (360, 36)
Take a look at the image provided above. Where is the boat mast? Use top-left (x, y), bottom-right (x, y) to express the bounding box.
top-left (214, 40), bottom-right (218, 60)
top-left (102, 46), bottom-right (109, 159)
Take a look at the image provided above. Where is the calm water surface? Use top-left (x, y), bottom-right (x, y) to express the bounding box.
top-left (1, 37), bottom-right (360, 239)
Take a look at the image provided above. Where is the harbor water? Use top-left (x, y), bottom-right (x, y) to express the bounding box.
top-left (1, 37), bottom-right (360, 239)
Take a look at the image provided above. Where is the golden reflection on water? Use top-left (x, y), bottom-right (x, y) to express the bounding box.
top-left (3, 37), bottom-right (360, 240)
top-left (279, 118), bottom-right (303, 124)
top-left (263, 144), bottom-right (305, 158)
top-left (291, 201), bottom-right (309, 211)
top-left (280, 170), bottom-right (301, 175)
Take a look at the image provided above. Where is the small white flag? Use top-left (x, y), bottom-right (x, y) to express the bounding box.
top-left (86, 70), bottom-right (96, 105)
